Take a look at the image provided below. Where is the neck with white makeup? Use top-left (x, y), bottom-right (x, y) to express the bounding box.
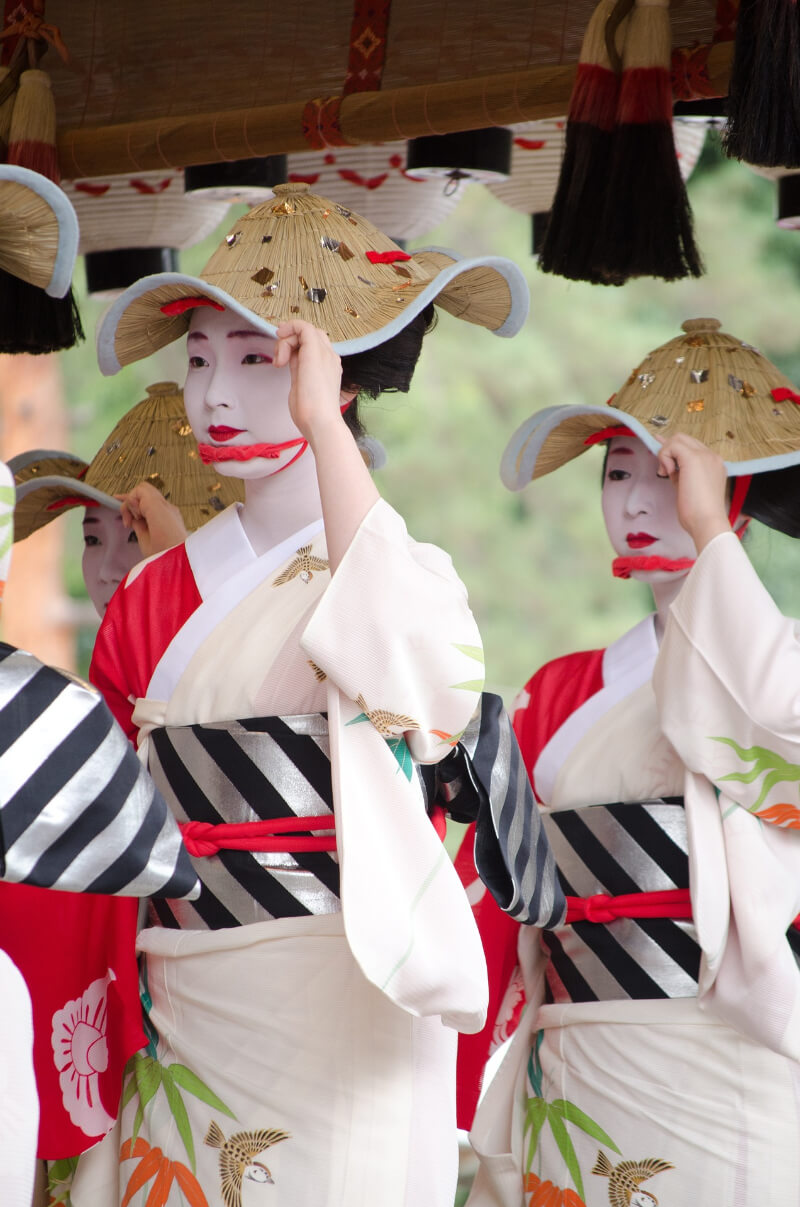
top-left (239, 449), bottom-right (324, 557)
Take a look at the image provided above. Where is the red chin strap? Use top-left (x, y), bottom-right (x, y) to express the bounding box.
top-left (612, 556), bottom-right (696, 579)
top-left (198, 437), bottom-right (307, 468)
top-left (197, 401), bottom-right (353, 472)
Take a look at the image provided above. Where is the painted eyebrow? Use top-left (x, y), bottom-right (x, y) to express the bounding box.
top-left (225, 330), bottom-right (274, 343)
top-left (82, 514), bottom-right (99, 524)
top-left (187, 331), bottom-right (207, 343)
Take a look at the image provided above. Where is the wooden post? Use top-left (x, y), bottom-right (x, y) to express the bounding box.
top-left (0, 351), bottom-right (74, 669)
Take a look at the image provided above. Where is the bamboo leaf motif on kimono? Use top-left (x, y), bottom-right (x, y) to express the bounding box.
top-left (131, 1055), bottom-right (162, 1143)
top-left (120, 1146), bottom-right (163, 1207)
top-left (387, 734), bottom-right (414, 780)
top-left (525, 1096), bottom-right (548, 1173)
top-left (523, 1031), bottom-right (619, 1197)
top-left (546, 1106), bottom-right (585, 1200)
top-left (550, 1100), bottom-right (619, 1152)
top-left (711, 736), bottom-right (800, 813)
top-left (47, 1156), bottom-right (79, 1205)
top-left (162, 1068), bottom-right (197, 1172)
top-left (169, 1063), bottom-right (237, 1117)
top-left (450, 642), bottom-right (485, 693)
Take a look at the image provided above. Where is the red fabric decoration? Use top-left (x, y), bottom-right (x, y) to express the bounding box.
top-left (728, 473), bottom-right (752, 526)
top-left (74, 181), bottom-right (111, 196)
top-left (671, 43), bottom-right (717, 102)
top-left (771, 387), bottom-right (800, 405)
top-left (612, 555), bottom-right (696, 579)
top-left (365, 250), bottom-right (412, 264)
top-left (301, 96), bottom-right (348, 150)
top-left (45, 496), bottom-right (100, 512)
top-left (337, 169), bottom-right (388, 190)
top-left (513, 138), bottom-right (547, 150)
top-left (343, 0), bottom-right (393, 95)
top-left (584, 424), bottom-right (635, 446)
top-left (160, 297), bottom-right (224, 316)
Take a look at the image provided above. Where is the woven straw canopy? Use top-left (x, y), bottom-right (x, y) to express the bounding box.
top-left (98, 181), bottom-right (528, 373)
top-left (0, 164), bottom-right (77, 297)
top-left (502, 318), bottom-right (800, 489)
top-left (45, 0), bottom-right (726, 180)
top-left (12, 382), bottom-right (244, 541)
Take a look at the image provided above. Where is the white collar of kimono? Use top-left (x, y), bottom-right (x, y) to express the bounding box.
top-left (188, 502), bottom-right (323, 599)
top-left (533, 614), bottom-right (659, 806)
top-left (147, 506), bottom-right (324, 705)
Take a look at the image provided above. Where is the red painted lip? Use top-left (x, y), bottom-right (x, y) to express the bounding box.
top-left (626, 532), bottom-right (656, 549)
top-left (208, 425), bottom-right (245, 442)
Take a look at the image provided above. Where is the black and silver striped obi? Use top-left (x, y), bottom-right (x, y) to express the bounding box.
top-left (146, 715), bottom-right (340, 930)
top-left (543, 798), bottom-right (800, 1003)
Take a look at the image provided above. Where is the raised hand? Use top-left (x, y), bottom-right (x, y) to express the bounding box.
top-left (117, 482), bottom-right (187, 558)
top-left (656, 433), bottom-right (731, 552)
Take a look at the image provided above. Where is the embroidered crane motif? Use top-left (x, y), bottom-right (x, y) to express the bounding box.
top-left (592, 1151), bottom-right (674, 1207)
top-left (352, 694), bottom-right (420, 737)
top-left (272, 544), bottom-right (329, 586)
top-left (205, 1121), bottom-right (291, 1207)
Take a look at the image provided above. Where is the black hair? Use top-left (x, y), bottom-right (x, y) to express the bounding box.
top-left (743, 463), bottom-right (800, 539)
top-left (339, 303), bottom-right (437, 441)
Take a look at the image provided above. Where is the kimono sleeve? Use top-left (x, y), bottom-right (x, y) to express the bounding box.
top-left (301, 498), bottom-right (484, 765)
top-left (654, 531), bottom-right (800, 824)
top-left (0, 646), bottom-right (199, 899)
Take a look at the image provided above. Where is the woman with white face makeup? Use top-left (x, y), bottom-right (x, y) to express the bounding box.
top-left (466, 319), bottom-right (800, 1207)
top-left (70, 182), bottom-right (548, 1207)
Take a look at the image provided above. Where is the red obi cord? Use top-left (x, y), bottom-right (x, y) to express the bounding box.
top-left (565, 889), bottom-right (800, 930)
top-left (180, 816), bottom-right (337, 856)
top-left (181, 804), bottom-right (448, 857)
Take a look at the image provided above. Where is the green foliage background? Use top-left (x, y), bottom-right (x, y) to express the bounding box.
top-left (58, 134), bottom-right (800, 692)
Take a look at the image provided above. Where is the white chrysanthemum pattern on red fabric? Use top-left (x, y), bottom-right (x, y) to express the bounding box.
top-left (51, 969), bottom-right (117, 1136)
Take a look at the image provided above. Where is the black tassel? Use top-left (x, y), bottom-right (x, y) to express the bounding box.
top-left (539, 0), bottom-right (626, 282)
top-left (0, 269), bottom-right (84, 355)
top-left (723, 0), bottom-right (800, 167)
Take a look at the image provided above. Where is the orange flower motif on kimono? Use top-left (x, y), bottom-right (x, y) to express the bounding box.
top-left (524, 1171), bottom-right (586, 1206)
top-left (51, 970), bottom-right (116, 1137)
top-left (711, 736), bottom-right (800, 825)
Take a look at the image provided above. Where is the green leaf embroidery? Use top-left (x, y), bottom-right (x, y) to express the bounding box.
top-left (449, 679), bottom-right (485, 693)
top-left (524, 1097), bottom-right (548, 1173)
top-left (168, 1064), bottom-right (236, 1118)
top-left (345, 712), bottom-right (369, 727)
top-left (131, 1055), bottom-right (162, 1141)
top-left (161, 1067), bottom-right (197, 1172)
top-left (550, 1100), bottom-right (621, 1152)
top-left (711, 736), bottom-right (800, 811)
top-left (547, 1103), bottom-right (585, 1199)
top-left (386, 735), bottom-right (414, 780)
top-left (452, 643), bottom-right (485, 664)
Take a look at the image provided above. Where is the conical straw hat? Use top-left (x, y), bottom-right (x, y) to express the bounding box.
top-left (0, 164), bottom-right (77, 297)
top-left (97, 181), bottom-right (529, 374)
top-left (12, 381), bottom-right (244, 541)
top-left (502, 318), bottom-right (800, 490)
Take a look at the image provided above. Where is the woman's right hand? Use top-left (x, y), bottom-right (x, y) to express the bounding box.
top-left (117, 482), bottom-right (187, 558)
top-left (656, 433), bottom-right (731, 552)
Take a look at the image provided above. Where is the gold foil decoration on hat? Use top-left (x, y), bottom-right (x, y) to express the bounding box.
top-left (687, 400), bottom-right (704, 412)
top-left (226, 232), bottom-right (241, 248)
top-left (252, 267), bottom-right (275, 285)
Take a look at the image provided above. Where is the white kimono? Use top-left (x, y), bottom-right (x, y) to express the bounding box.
top-left (73, 499), bottom-right (489, 1207)
top-left (468, 533), bottom-right (800, 1207)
